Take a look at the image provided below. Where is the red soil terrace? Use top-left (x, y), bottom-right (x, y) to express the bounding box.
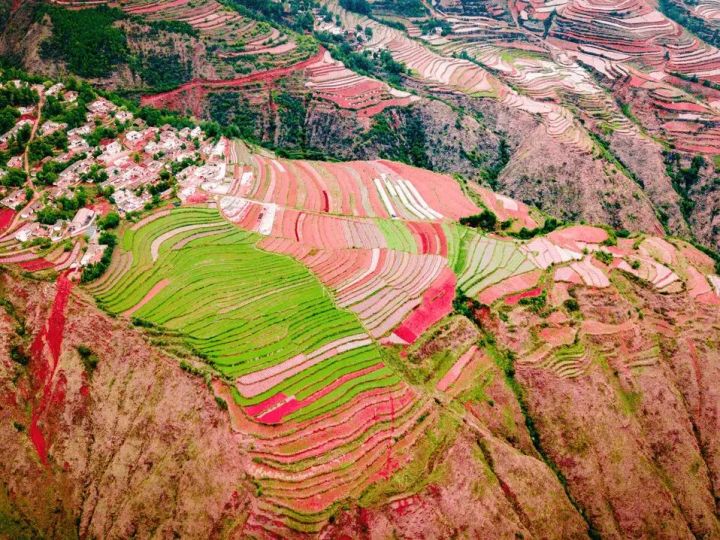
top-left (393, 267), bottom-right (456, 343)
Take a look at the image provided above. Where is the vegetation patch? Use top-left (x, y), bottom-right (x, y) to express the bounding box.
top-left (76, 345), bottom-right (99, 375)
top-left (39, 5), bottom-right (130, 78)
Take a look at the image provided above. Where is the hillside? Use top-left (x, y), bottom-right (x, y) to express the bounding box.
top-left (4, 0), bottom-right (720, 253)
top-left (0, 68), bottom-right (719, 538)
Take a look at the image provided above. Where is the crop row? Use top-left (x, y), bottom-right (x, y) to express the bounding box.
top-left (456, 231), bottom-right (537, 296)
top-left (241, 155), bottom-right (477, 220)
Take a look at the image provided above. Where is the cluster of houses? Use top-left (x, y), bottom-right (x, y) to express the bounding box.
top-left (0, 78), bottom-right (231, 269)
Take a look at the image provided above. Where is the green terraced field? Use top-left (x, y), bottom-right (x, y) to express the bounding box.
top-left (376, 218), bottom-right (417, 252)
top-left (96, 207), bottom-right (393, 410)
top-left (455, 230), bottom-right (537, 296)
top-left (443, 222), bottom-right (464, 272)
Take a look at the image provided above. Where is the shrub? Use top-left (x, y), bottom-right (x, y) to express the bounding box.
top-left (1, 167), bottom-right (27, 188)
top-left (509, 217), bottom-right (561, 240)
top-left (519, 290), bottom-right (547, 313)
top-left (80, 163), bottom-right (108, 183)
top-left (81, 232), bottom-right (117, 282)
top-left (0, 106), bottom-right (19, 134)
top-left (131, 317), bottom-right (155, 328)
top-left (214, 396), bottom-right (228, 410)
top-left (85, 125), bottom-right (117, 147)
top-left (594, 250), bottom-right (613, 265)
top-left (77, 345), bottom-right (99, 374)
top-left (419, 18), bottom-right (451, 35)
top-left (601, 235), bottom-right (617, 247)
top-left (36, 187), bottom-right (88, 225)
top-left (460, 209), bottom-right (498, 232)
top-left (340, 0), bottom-right (372, 14)
top-left (0, 85), bottom-right (38, 108)
top-left (10, 344), bottom-right (29, 365)
top-left (98, 211), bottom-right (120, 230)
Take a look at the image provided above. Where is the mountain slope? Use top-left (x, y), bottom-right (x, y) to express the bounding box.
top-left (6, 0), bottom-right (720, 250)
top-left (0, 24), bottom-right (719, 540)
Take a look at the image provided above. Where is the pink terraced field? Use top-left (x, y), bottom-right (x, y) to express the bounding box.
top-left (305, 51), bottom-right (420, 117)
top-left (234, 156), bottom-right (478, 220)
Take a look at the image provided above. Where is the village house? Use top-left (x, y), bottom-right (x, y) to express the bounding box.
top-left (80, 242), bottom-right (107, 267)
top-left (7, 155), bottom-right (23, 169)
top-left (112, 165), bottom-right (150, 190)
top-left (1, 189), bottom-right (26, 209)
top-left (68, 135), bottom-right (90, 153)
top-left (68, 125), bottom-right (92, 138)
top-left (45, 83), bottom-right (64, 97)
top-left (113, 188), bottom-right (150, 214)
top-left (55, 168), bottom-right (80, 190)
top-left (50, 185), bottom-right (71, 199)
top-left (50, 221), bottom-right (68, 242)
top-left (173, 150), bottom-right (196, 163)
top-left (196, 161), bottom-right (227, 183)
top-left (210, 138), bottom-right (227, 158)
top-left (87, 98), bottom-right (116, 117)
top-left (115, 110), bottom-right (134, 123)
top-left (14, 222), bottom-right (47, 243)
top-left (99, 149), bottom-right (129, 170)
top-left (40, 121), bottom-right (66, 136)
top-left (0, 119), bottom-right (33, 144)
top-left (20, 200), bottom-right (41, 220)
top-left (68, 207), bottom-right (96, 237)
top-left (100, 140), bottom-right (123, 157)
top-left (124, 130), bottom-right (146, 149)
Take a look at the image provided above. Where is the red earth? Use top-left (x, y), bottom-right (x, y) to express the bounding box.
top-left (28, 273), bottom-right (73, 465)
top-left (87, 198), bottom-right (113, 216)
top-left (393, 268), bottom-right (456, 343)
top-left (505, 287), bottom-right (543, 305)
top-left (0, 208), bottom-right (15, 231)
top-left (18, 258), bottom-right (55, 272)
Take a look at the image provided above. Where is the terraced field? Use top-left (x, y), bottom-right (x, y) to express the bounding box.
top-left (232, 155), bottom-right (478, 220)
top-left (321, 0), bottom-right (597, 153)
top-left (88, 206), bottom-right (440, 533)
top-left (51, 0), bottom-right (309, 73)
top-left (7, 0), bottom-right (720, 532)
top-left (9, 138), bottom-right (720, 535)
top-left (427, 0), bottom-right (720, 154)
top-left (455, 229), bottom-right (537, 296)
top-left (36, 127), bottom-right (715, 535)
top-left (93, 208), bottom-right (392, 400)
top-left (305, 50), bottom-right (421, 117)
